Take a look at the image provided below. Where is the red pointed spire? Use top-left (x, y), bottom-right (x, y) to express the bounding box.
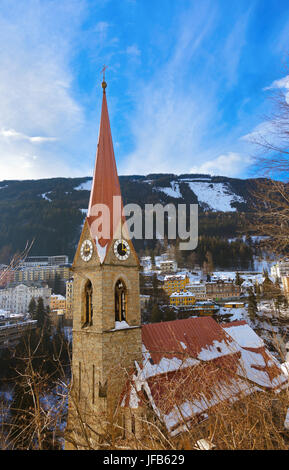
top-left (87, 79), bottom-right (124, 263)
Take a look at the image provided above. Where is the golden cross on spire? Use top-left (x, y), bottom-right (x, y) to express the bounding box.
top-left (101, 64), bottom-right (108, 91)
top-left (102, 65), bottom-right (108, 80)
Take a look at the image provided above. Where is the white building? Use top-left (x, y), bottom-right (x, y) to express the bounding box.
top-left (159, 260), bottom-right (177, 273)
top-left (19, 255), bottom-right (69, 268)
top-left (140, 256), bottom-right (152, 272)
top-left (186, 282), bottom-right (206, 300)
top-left (271, 259), bottom-right (289, 279)
top-left (0, 283), bottom-right (51, 314)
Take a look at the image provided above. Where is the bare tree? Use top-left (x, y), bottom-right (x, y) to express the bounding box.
top-left (248, 87), bottom-right (289, 254)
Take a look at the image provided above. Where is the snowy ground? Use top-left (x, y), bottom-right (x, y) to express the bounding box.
top-left (214, 301), bottom-right (289, 361)
top-left (187, 181), bottom-right (244, 212)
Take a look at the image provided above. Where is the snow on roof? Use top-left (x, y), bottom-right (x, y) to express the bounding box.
top-left (120, 317), bottom-right (288, 436)
top-left (51, 294), bottom-right (66, 300)
top-left (223, 322), bottom-right (264, 349)
top-left (170, 290), bottom-right (194, 298)
top-left (222, 321), bottom-right (287, 389)
top-left (164, 274), bottom-right (187, 281)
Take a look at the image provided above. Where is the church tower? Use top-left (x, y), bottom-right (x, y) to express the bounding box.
top-left (65, 78), bottom-right (142, 449)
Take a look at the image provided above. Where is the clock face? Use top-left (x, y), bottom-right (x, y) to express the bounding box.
top-left (114, 239), bottom-right (130, 261)
top-left (80, 239), bottom-right (93, 262)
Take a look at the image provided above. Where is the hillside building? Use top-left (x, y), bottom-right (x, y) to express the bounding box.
top-left (163, 274), bottom-right (189, 295)
top-left (139, 256), bottom-right (152, 272)
top-left (271, 259), bottom-right (289, 279)
top-left (19, 255), bottom-right (69, 268)
top-left (205, 280), bottom-right (241, 301)
top-left (170, 290), bottom-right (196, 306)
top-left (14, 264), bottom-right (71, 284)
top-left (187, 282), bottom-right (206, 300)
top-left (159, 259), bottom-right (177, 273)
top-left (50, 293), bottom-right (66, 313)
top-left (0, 283), bottom-right (51, 314)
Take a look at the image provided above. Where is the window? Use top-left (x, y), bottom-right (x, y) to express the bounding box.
top-left (82, 280), bottom-right (93, 327)
top-left (115, 280), bottom-right (127, 322)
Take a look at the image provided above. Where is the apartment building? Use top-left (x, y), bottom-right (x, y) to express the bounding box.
top-left (0, 283), bottom-right (51, 314)
top-left (205, 281), bottom-right (241, 301)
top-left (159, 260), bottom-right (177, 273)
top-left (170, 290), bottom-right (196, 306)
top-left (186, 282), bottom-right (206, 300)
top-left (50, 294), bottom-right (66, 313)
top-left (271, 259), bottom-right (289, 279)
top-left (14, 264), bottom-right (71, 284)
top-left (163, 274), bottom-right (189, 295)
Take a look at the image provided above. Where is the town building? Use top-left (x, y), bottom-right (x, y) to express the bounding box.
top-left (187, 282), bottom-right (206, 300)
top-left (170, 290), bottom-right (196, 306)
top-left (0, 316), bottom-right (37, 350)
top-left (271, 259), bottom-right (289, 279)
top-left (282, 276), bottom-right (289, 298)
top-left (223, 302), bottom-right (245, 308)
top-left (19, 255), bottom-right (69, 268)
top-left (205, 280), bottom-right (241, 301)
top-left (140, 294), bottom-right (150, 310)
top-left (159, 260), bottom-right (177, 273)
top-left (14, 264), bottom-right (71, 285)
top-left (190, 301), bottom-right (219, 315)
top-left (163, 274), bottom-right (189, 295)
top-left (139, 256), bottom-right (152, 272)
top-left (0, 283), bottom-right (51, 314)
top-left (50, 293), bottom-right (66, 313)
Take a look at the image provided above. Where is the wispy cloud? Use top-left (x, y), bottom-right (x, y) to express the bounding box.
top-left (120, 1), bottom-right (253, 177)
top-left (0, 128), bottom-right (57, 144)
top-left (190, 152), bottom-right (252, 178)
top-left (0, 0), bottom-right (87, 179)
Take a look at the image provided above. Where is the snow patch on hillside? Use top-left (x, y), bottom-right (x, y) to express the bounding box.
top-left (187, 182), bottom-right (244, 212)
top-left (41, 192), bottom-right (52, 202)
top-left (74, 179), bottom-right (92, 191)
top-left (155, 181), bottom-right (182, 199)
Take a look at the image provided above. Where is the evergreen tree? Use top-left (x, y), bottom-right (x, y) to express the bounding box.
top-left (35, 297), bottom-right (51, 332)
top-left (151, 303), bottom-right (162, 323)
top-left (28, 297), bottom-right (37, 318)
top-left (248, 287), bottom-right (258, 319)
top-left (235, 272), bottom-right (244, 286)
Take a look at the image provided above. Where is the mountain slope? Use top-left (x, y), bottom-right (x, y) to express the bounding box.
top-left (0, 173), bottom-right (259, 261)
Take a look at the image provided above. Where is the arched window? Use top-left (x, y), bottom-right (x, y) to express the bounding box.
top-left (83, 280), bottom-right (93, 326)
top-left (115, 280), bottom-right (127, 322)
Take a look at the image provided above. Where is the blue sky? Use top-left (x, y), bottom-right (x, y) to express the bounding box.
top-left (0, 0), bottom-right (289, 180)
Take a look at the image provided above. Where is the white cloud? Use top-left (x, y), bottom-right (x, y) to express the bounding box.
top-left (126, 45), bottom-right (141, 57)
top-left (0, 128), bottom-right (57, 144)
top-left (120, 2), bottom-right (253, 178)
top-left (264, 75), bottom-right (289, 91)
top-left (190, 152), bottom-right (252, 178)
top-left (0, 0), bottom-right (88, 180)
top-left (263, 74), bottom-right (289, 104)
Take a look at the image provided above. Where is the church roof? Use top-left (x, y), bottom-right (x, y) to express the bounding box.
top-left (121, 317), bottom-right (288, 436)
top-left (86, 80), bottom-right (124, 263)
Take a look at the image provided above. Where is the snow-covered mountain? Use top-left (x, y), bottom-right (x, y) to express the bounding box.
top-left (74, 173), bottom-right (251, 212)
top-left (0, 173), bottom-right (259, 258)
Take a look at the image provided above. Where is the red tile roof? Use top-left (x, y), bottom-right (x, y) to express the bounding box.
top-left (142, 317), bottom-right (233, 364)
